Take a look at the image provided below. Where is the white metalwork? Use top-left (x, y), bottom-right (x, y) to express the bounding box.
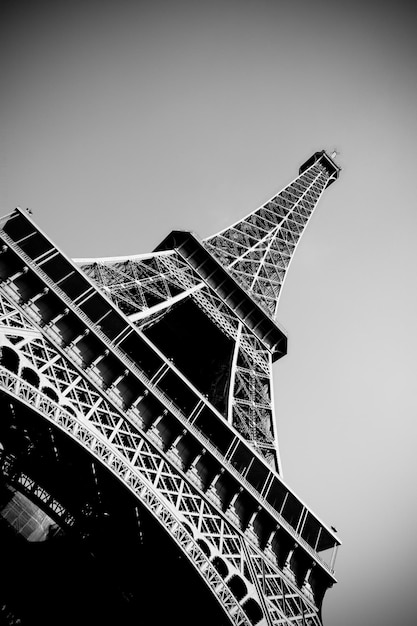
top-left (0, 319), bottom-right (321, 626)
top-left (0, 152), bottom-right (340, 625)
top-left (76, 157), bottom-right (336, 469)
top-left (204, 160), bottom-right (333, 318)
top-left (0, 262), bottom-right (338, 576)
top-left (77, 248), bottom-right (279, 467)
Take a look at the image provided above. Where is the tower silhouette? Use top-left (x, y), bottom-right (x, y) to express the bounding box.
top-left (0, 150), bottom-right (341, 625)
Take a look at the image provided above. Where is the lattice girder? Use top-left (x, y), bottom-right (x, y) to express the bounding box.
top-left (77, 248), bottom-right (279, 463)
top-left (0, 152), bottom-right (341, 624)
top-left (0, 209), bottom-right (339, 574)
top-left (0, 315), bottom-right (321, 626)
top-left (204, 152), bottom-right (340, 318)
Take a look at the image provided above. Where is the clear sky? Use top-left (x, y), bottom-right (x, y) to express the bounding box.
top-left (2, 1), bottom-right (417, 624)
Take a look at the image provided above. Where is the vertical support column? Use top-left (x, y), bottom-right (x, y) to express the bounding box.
top-left (227, 322), bottom-right (242, 425)
top-left (330, 543), bottom-right (339, 571)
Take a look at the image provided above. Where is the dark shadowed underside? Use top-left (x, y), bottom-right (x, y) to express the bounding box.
top-left (0, 395), bottom-right (229, 626)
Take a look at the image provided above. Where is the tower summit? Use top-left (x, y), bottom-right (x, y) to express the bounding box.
top-left (204, 150), bottom-right (340, 318)
top-left (0, 150), bottom-right (341, 625)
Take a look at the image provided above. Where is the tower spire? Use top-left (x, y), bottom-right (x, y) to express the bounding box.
top-left (0, 151), bottom-right (342, 625)
top-left (204, 150), bottom-right (340, 318)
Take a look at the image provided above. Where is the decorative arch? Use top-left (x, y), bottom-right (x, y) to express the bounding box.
top-left (20, 367), bottom-right (40, 388)
top-left (197, 538), bottom-right (211, 558)
top-left (0, 346), bottom-right (19, 374)
top-left (228, 575), bottom-right (248, 601)
top-left (62, 404), bottom-right (76, 416)
top-left (40, 386), bottom-right (59, 403)
top-left (242, 598), bottom-right (263, 625)
top-left (212, 556), bottom-right (229, 578)
top-left (0, 366), bottom-right (252, 626)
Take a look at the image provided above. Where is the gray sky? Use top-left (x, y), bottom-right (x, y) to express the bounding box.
top-left (2, 1), bottom-right (417, 624)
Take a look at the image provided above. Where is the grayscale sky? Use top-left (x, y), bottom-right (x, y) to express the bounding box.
top-left (1, 1), bottom-right (417, 624)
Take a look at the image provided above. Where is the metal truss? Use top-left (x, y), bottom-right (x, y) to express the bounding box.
top-left (230, 325), bottom-right (277, 467)
top-left (77, 250), bottom-right (279, 467)
top-left (0, 224), bottom-right (339, 570)
top-left (0, 294), bottom-right (321, 626)
top-left (204, 158), bottom-right (335, 318)
top-left (75, 153), bottom-right (339, 467)
top-left (80, 251), bottom-right (196, 322)
top-left (0, 152), bottom-right (341, 625)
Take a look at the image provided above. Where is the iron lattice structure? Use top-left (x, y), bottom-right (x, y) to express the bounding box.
top-left (0, 150), bottom-right (341, 626)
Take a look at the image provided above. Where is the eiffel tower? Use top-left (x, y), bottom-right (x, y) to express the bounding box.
top-left (0, 150), bottom-right (341, 625)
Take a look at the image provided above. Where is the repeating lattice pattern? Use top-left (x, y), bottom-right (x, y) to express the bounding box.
top-left (204, 160), bottom-right (331, 318)
top-left (0, 154), bottom-right (340, 625)
top-left (231, 327), bottom-right (276, 465)
top-left (78, 250), bottom-right (276, 465)
top-left (0, 291), bottom-right (321, 626)
top-left (77, 158), bottom-right (336, 466)
top-left (81, 252), bottom-right (194, 320)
